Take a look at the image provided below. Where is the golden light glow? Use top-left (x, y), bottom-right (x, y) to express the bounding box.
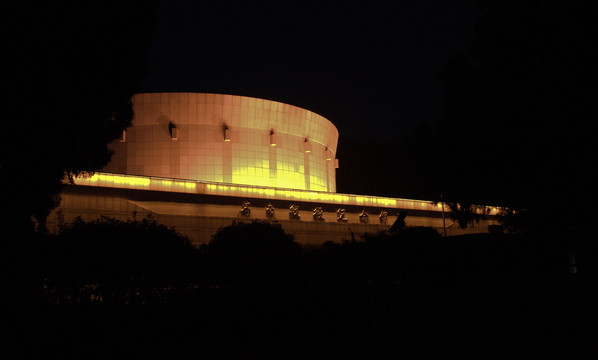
top-left (185, 182), bottom-right (196, 190)
top-left (73, 172), bottom-right (480, 214)
top-left (270, 130), bottom-right (277, 146)
top-left (84, 173), bottom-right (150, 188)
top-left (325, 148), bottom-right (332, 161)
top-left (102, 93), bottom-right (339, 192)
top-left (303, 138), bottom-right (312, 153)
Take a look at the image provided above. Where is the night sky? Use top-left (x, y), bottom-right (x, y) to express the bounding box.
top-left (140, 1), bottom-right (479, 142)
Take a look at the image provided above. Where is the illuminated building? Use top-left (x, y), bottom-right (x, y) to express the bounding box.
top-left (51, 93), bottom-right (499, 245)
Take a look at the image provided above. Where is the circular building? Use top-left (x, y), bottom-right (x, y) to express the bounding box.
top-left (103, 93), bottom-right (339, 192)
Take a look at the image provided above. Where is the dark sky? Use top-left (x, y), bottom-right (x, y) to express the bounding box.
top-left (140, 1), bottom-right (479, 142)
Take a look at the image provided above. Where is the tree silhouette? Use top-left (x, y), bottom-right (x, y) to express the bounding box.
top-left (2, 3), bottom-right (156, 235)
top-left (206, 221), bottom-right (302, 288)
top-left (40, 215), bottom-right (198, 303)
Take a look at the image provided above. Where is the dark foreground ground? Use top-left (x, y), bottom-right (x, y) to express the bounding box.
top-left (10, 276), bottom-right (595, 359)
top-left (7, 230), bottom-right (597, 359)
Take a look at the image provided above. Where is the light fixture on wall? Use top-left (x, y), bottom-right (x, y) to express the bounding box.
top-left (303, 138), bottom-right (311, 153)
top-left (224, 125), bottom-right (231, 141)
top-left (169, 121), bottom-right (178, 140)
top-left (119, 130), bottom-right (126, 143)
top-left (325, 147), bottom-right (332, 160)
top-left (270, 129), bottom-right (277, 146)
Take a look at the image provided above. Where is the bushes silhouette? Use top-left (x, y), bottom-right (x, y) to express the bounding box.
top-left (17, 218), bottom-right (589, 357)
top-left (205, 220), bottom-right (303, 288)
top-left (41, 215), bottom-right (199, 303)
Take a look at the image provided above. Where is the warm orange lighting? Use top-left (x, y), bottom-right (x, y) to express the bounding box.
top-left (101, 93), bottom-right (340, 192)
top-left (74, 172), bottom-right (500, 214)
top-left (169, 121), bottom-right (178, 140)
top-left (325, 148), bottom-right (332, 160)
top-left (185, 182), bottom-right (196, 190)
top-left (304, 138), bottom-right (311, 153)
top-left (270, 129), bottom-right (277, 146)
top-left (81, 173), bottom-right (150, 188)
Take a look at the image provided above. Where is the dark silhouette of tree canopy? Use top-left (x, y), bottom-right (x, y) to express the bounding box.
top-left (206, 220), bottom-right (302, 288)
top-left (40, 215), bottom-right (198, 303)
top-left (2, 3), bottom-right (156, 234)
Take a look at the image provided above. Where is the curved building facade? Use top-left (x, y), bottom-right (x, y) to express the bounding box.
top-left (103, 93), bottom-right (339, 192)
top-left (53, 92), bottom-right (499, 245)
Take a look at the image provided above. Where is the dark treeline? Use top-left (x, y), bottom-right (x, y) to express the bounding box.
top-left (337, 1), bottom-right (597, 289)
top-left (3, 1), bottom-right (157, 327)
top-left (11, 219), bottom-right (593, 358)
top-left (2, 2), bottom-right (156, 236)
